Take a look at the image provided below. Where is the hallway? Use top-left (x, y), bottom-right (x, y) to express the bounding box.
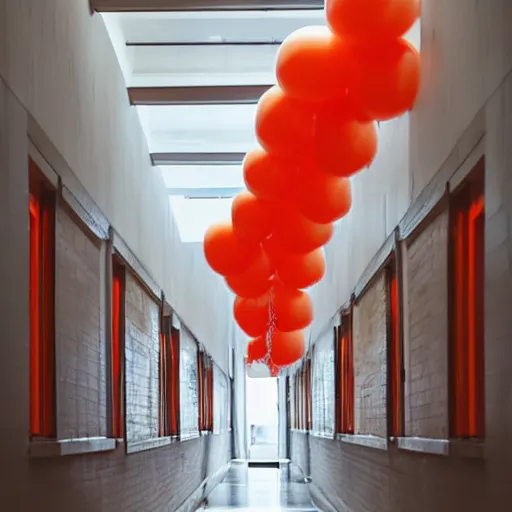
top-left (200, 463), bottom-right (318, 511)
top-left (2, 0), bottom-right (512, 511)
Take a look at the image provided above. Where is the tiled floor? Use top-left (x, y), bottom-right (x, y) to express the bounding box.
top-left (199, 462), bottom-right (318, 511)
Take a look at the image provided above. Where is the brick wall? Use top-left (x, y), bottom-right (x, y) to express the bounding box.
top-left (353, 273), bottom-right (388, 437)
top-left (55, 205), bottom-right (107, 439)
top-left (125, 272), bottom-right (161, 444)
top-left (405, 211), bottom-right (449, 438)
top-left (291, 432), bottom-right (486, 512)
top-left (15, 433), bottom-right (230, 512)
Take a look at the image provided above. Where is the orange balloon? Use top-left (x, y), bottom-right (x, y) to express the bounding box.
top-left (314, 108), bottom-right (378, 177)
top-left (273, 282), bottom-right (313, 332)
top-left (232, 190), bottom-right (275, 243)
top-left (292, 164), bottom-right (352, 224)
top-left (273, 205), bottom-right (334, 254)
top-left (255, 86), bottom-right (317, 157)
top-left (270, 329), bottom-right (305, 367)
top-left (326, 0), bottom-right (420, 41)
top-left (247, 336), bottom-right (268, 364)
top-left (234, 294), bottom-right (270, 337)
top-left (262, 235), bottom-right (288, 268)
top-left (275, 247), bottom-right (326, 289)
top-left (353, 38), bottom-right (421, 121)
top-left (243, 148), bottom-right (293, 201)
top-left (276, 26), bottom-right (354, 102)
top-left (225, 249), bottom-right (273, 298)
top-left (204, 221), bottom-right (257, 276)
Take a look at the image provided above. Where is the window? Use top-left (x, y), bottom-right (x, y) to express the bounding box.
top-left (198, 350), bottom-right (214, 432)
top-left (160, 313), bottom-right (180, 437)
top-left (292, 366), bottom-right (308, 430)
top-left (29, 163), bottom-right (56, 438)
top-left (449, 163), bottom-right (485, 439)
top-left (213, 365), bottom-right (229, 434)
top-left (124, 270), bottom-right (161, 447)
top-left (179, 327), bottom-right (200, 439)
top-left (111, 258), bottom-right (125, 439)
top-left (311, 330), bottom-right (335, 436)
top-left (336, 314), bottom-right (354, 434)
top-left (305, 359), bottom-right (312, 431)
top-left (388, 261), bottom-right (403, 437)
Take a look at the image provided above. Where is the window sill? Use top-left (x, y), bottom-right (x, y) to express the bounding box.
top-left (180, 432), bottom-right (200, 442)
top-left (310, 431), bottom-right (336, 440)
top-left (290, 428), bottom-right (309, 435)
top-left (338, 434), bottom-right (388, 451)
top-left (126, 436), bottom-right (172, 454)
top-left (396, 437), bottom-right (484, 459)
top-left (29, 437), bottom-right (117, 458)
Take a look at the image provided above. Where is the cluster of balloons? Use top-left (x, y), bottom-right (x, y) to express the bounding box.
top-left (204, 0), bottom-right (421, 376)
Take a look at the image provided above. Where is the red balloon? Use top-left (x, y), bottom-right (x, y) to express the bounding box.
top-left (270, 329), bottom-right (305, 367)
top-left (225, 249), bottom-right (273, 298)
top-left (292, 164), bottom-right (352, 224)
top-left (247, 336), bottom-right (268, 364)
top-left (255, 86), bottom-right (317, 157)
top-left (232, 190), bottom-right (275, 243)
top-left (276, 26), bottom-right (354, 102)
top-left (326, 0), bottom-right (420, 41)
top-left (273, 205), bottom-right (334, 254)
top-left (243, 148), bottom-right (293, 201)
top-left (234, 294), bottom-right (270, 337)
top-left (275, 247), bottom-right (326, 290)
top-left (273, 282), bottom-right (313, 332)
top-left (203, 221), bottom-right (257, 276)
top-left (262, 235), bottom-right (288, 268)
top-left (314, 107), bottom-right (378, 177)
top-left (353, 38), bottom-right (421, 121)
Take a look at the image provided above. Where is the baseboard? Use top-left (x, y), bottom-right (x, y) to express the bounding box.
top-left (174, 460), bottom-right (231, 512)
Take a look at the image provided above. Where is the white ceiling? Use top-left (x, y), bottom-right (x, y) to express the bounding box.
top-left (102, 7), bottom-right (420, 243)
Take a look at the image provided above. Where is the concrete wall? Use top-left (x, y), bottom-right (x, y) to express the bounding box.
top-left (293, 0), bottom-right (512, 510)
top-left (0, 61), bottom-right (231, 512)
top-left (0, 0), bottom-right (236, 372)
top-left (0, 1), bottom-right (233, 510)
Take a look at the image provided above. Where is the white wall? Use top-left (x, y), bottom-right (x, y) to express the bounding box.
top-left (309, 0), bottom-right (512, 343)
top-left (0, 0), bottom-right (238, 372)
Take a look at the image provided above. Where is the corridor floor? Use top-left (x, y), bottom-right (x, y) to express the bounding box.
top-left (199, 462), bottom-right (318, 511)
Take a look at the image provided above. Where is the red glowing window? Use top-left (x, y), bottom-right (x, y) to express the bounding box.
top-left (389, 264), bottom-right (403, 437)
top-left (111, 259), bottom-right (125, 439)
top-left (29, 165), bottom-right (56, 438)
top-left (450, 163), bottom-right (485, 439)
top-left (159, 314), bottom-right (181, 437)
top-left (338, 314), bottom-right (354, 434)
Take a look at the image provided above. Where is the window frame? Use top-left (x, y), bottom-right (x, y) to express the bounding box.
top-left (29, 162), bottom-right (57, 439)
top-left (387, 255), bottom-right (405, 438)
top-left (336, 311), bottom-right (354, 435)
top-left (448, 160), bottom-right (485, 440)
top-left (111, 256), bottom-right (126, 439)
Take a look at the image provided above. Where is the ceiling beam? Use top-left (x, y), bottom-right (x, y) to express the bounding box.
top-left (92, 0), bottom-right (324, 12)
top-left (167, 187), bottom-right (243, 197)
top-left (128, 85), bottom-right (271, 105)
top-left (152, 152), bottom-right (246, 166)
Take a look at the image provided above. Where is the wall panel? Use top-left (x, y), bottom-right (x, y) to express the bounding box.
top-left (405, 211), bottom-right (449, 439)
top-left (55, 205), bottom-right (106, 440)
top-left (353, 273), bottom-right (388, 438)
top-left (124, 272), bottom-right (160, 445)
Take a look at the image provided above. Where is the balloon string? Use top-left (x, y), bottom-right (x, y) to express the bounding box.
top-left (264, 288), bottom-right (277, 369)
